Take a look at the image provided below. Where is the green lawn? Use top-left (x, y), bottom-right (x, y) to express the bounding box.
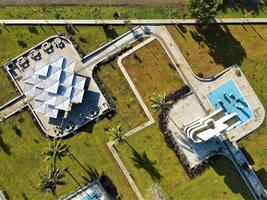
top-left (0, 6), bottom-right (183, 19)
top-left (0, 49), bottom-right (148, 199)
top-left (116, 124), bottom-right (253, 200)
top-left (0, 4), bottom-right (267, 19)
top-left (96, 59), bottom-right (148, 130)
top-left (0, 25), bottom-right (128, 105)
top-left (168, 24), bottom-right (267, 190)
top-left (167, 25), bottom-right (267, 77)
top-left (122, 40), bottom-right (184, 116)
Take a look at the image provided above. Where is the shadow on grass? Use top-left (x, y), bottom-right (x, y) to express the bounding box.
top-left (67, 162), bottom-right (120, 200)
top-left (256, 168), bottom-right (267, 190)
top-left (131, 149), bottom-right (162, 182)
top-left (210, 155), bottom-right (254, 200)
top-left (103, 25), bottom-right (118, 40)
top-left (222, 0), bottom-right (265, 16)
top-left (0, 136), bottom-right (11, 155)
top-left (81, 165), bottom-right (100, 182)
top-left (80, 121), bottom-right (96, 134)
top-left (240, 146), bottom-right (255, 165)
top-left (190, 25), bottom-right (246, 68)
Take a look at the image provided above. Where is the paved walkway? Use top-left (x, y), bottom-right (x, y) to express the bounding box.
top-left (107, 141), bottom-right (144, 200)
top-left (0, 191), bottom-right (6, 200)
top-left (117, 36), bottom-right (155, 123)
top-left (151, 25), bottom-right (265, 142)
top-left (223, 140), bottom-right (267, 200)
top-left (0, 96), bottom-right (27, 120)
top-left (1, 18), bottom-right (267, 25)
top-left (106, 37), bottom-right (159, 200)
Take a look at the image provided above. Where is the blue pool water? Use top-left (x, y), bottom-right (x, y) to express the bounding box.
top-left (81, 191), bottom-right (99, 200)
top-left (207, 79), bottom-right (252, 124)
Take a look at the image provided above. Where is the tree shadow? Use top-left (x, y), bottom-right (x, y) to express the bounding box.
top-left (256, 168), bottom-right (267, 190)
top-left (103, 25), bottom-right (118, 40)
top-left (240, 146), bottom-right (255, 165)
top-left (100, 171), bottom-right (120, 200)
top-left (190, 25), bottom-right (247, 68)
top-left (131, 150), bottom-right (162, 182)
top-left (28, 26), bottom-right (39, 34)
top-left (222, 0), bottom-right (265, 16)
top-left (81, 165), bottom-right (100, 182)
top-left (210, 155), bottom-right (254, 200)
top-left (0, 136), bottom-right (11, 155)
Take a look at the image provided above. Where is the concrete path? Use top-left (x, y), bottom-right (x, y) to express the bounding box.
top-left (1, 18), bottom-right (267, 25)
top-left (223, 140), bottom-right (267, 200)
top-left (0, 96), bottom-right (27, 120)
top-left (151, 25), bottom-right (265, 142)
top-left (117, 36), bottom-right (155, 123)
top-left (107, 141), bottom-right (144, 200)
top-left (0, 191), bottom-right (6, 200)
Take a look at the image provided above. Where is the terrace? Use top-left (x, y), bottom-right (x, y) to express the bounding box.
top-left (3, 36), bottom-right (110, 137)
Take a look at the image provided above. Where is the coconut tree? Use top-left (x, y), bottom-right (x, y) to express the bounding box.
top-left (39, 165), bottom-right (66, 195)
top-left (150, 93), bottom-right (180, 131)
top-left (106, 125), bottom-right (126, 145)
top-left (150, 93), bottom-right (174, 112)
top-left (43, 138), bottom-right (69, 165)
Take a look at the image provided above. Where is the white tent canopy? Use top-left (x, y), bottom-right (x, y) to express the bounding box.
top-left (23, 57), bottom-right (86, 119)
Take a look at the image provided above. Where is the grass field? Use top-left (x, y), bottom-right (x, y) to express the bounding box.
top-left (0, 49), bottom-right (148, 199)
top-left (0, 25), bottom-right (128, 105)
top-left (0, 6), bottom-right (183, 19)
top-left (167, 25), bottom-right (267, 77)
top-left (122, 39), bottom-right (184, 116)
top-left (116, 124), bottom-right (253, 200)
top-left (168, 24), bottom-right (267, 190)
top-left (0, 4), bottom-right (266, 19)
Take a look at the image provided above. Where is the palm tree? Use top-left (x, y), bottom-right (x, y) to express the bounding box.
top-left (39, 164), bottom-right (66, 195)
top-left (150, 93), bottom-right (180, 130)
top-left (150, 93), bottom-right (174, 112)
top-left (43, 138), bottom-right (69, 165)
top-left (106, 125), bottom-right (125, 145)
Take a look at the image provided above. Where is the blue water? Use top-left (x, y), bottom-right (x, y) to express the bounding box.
top-left (81, 191), bottom-right (99, 200)
top-left (207, 79), bottom-right (252, 124)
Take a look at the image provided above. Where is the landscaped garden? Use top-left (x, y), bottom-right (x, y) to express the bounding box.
top-left (115, 124), bottom-right (253, 200)
top-left (122, 39), bottom-right (184, 115)
top-left (0, 37), bottom-right (147, 199)
top-left (168, 24), bottom-right (267, 190)
top-left (0, 25), bottom-right (128, 105)
top-left (167, 25), bottom-right (266, 77)
top-left (0, 3), bottom-right (267, 199)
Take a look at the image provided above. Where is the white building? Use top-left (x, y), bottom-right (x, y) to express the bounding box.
top-left (184, 108), bottom-right (241, 143)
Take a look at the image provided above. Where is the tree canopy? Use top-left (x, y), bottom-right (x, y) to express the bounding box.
top-left (187, 0), bottom-right (223, 25)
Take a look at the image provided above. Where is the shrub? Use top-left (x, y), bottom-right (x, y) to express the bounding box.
top-left (65, 24), bottom-right (76, 35)
top-left (17, 40), bottom-right (27, 48)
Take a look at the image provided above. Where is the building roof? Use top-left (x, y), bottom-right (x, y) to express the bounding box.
top-left (23, 57), bottom-right (86, 119)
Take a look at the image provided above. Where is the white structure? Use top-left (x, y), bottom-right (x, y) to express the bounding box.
top-left (62, 180), bottom-right (109, 200)
top-left (23, 57), bottom-right (86, 119)
top-left (184, 108), bottom-right (241, 143)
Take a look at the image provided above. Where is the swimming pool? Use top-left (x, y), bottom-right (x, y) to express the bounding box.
top-left (207, 79), bottom-right (252, 124)
top-left (81, 191), bottom-right (100, 200)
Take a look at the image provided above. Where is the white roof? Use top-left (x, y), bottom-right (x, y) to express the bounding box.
top-left (22, 57), bottom-right (86, 119)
